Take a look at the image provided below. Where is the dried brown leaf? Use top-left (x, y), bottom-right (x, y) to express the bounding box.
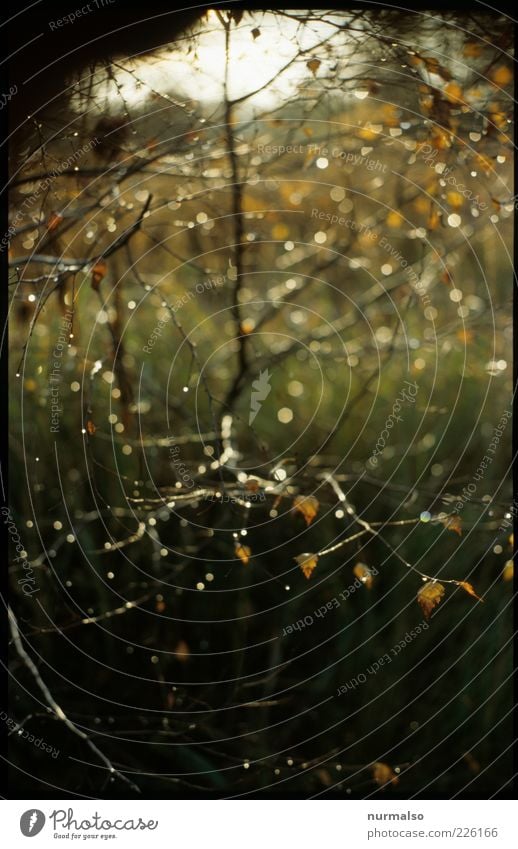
top-left (502, 560), bottom-right (513, 582)
top-left (372, 762), bottom-right (399, 787)
top-left (457, 581), bottom-right (483, 602)
top-left (293, 495), bottom-right (319, 526)
top-left (91, 260), bottom-right (107, 291)
top-left (295, 553), bottom-right (319, 580)
top-left (417, 581), bottom-right (445, 619)
top-left (353, 562), bottom-right (374, 589)
top-left (235, 543), bottom-right (251, 565)
top-left (441, 515), bottom-right (462, 536)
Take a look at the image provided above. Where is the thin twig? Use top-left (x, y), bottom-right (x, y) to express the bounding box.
top-left (8, 607), bottom-right (140, 794)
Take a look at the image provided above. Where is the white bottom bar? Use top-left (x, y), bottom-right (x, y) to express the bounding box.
top-left (2, 800), bottom-right (515, 848)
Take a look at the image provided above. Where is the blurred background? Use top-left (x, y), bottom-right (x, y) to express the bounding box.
top-left (7, 6), bottom-right (514, 798)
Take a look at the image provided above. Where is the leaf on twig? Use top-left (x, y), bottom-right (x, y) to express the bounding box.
top-left (417, 581), bottom-right (445, 619)
top-left (427, 209), bottom-right (441, 230)
top-left (421, 56), bottom-right (452, 80)
top-left (431, 127), bottom-right (452, 149)
top-left (251, 27), bottom-right (261, 40)
top-left (307, 58), bottom-right (321, 77)
top-left (490, 66), bottom-right (512, 86)
top-left (91, 260), bottom-right (107, 291)
top-left (372, 762), bottom-right (399, 787)
top-left (353, 562), bottom-right (374, 589)
top-left (86, 420), bottom-right (96, 435)
top-left (386, 210), bottom-right (403, 228)
top-left (446, 191), bottom-right (464, 209)
top-left (293, 495), bottom-right (319, 526)
top-left (443, 81), bottom-right (463, 104)
top-left (230, 9), bottom-right (243, 25)
top-left (295, 553), bottom-right (319, 579)
top-left (502, 560), bottom-right (513, 582)
top-left (456, 581), bottom-right (483, 602)
top-left (47, 212), bottom-right (63, 232)
top-left (235, 543), bottom-right (251, 565)
top-left (440, 515), bottom-right (462, 536)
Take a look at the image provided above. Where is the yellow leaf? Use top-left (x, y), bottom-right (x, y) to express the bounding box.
top-left (353, 562), bottom-right (374, 589)
top-left (427, 209), bottom-right (441, 231)
top-left (446, 191), bottom-right (464, 209)
top-left (293, 495), bottom-right (319, 526)
top-left (502, 560), bottom-right (513, 582)
top-left (272, 223), bottom-right (289, 240)
top-left (386, 211), bottom-right (403, 228)
top-left (381, 104), bottom-right (400, 127)
top-left (240, 318), bottom-right (255, 334)
top-left (431, 127), bottom-right (452, 149)
top-left (488, 110), bottom-right (508, 130)
top-left (441, 515), bottom-right (462, 536)
top-left (490, 66), bottom-right (512, 86)
top-left (357, 126), bottom-right (378, 141)
top-left (417, 581), bottom-right (445, 619)
top-left (235, 543), bottom-right (251, 565)
top-left (457, 581), bottom-right (483, 602)
top-left (444, 82), bottom-right (463, 104)
top-left (372, 762), bottom-right (399, 787)
top-left (307, 58), bottom-right (321, 77)
top-left (295, 553), bottom-right (319, 579)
